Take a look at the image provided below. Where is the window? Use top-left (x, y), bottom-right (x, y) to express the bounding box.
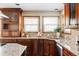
top-left (24, 17), bottom-right (39, 32)
top-left (43, 16), bottom-right (58, 32)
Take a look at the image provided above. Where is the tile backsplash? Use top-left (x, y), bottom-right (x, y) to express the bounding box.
top-left (64, 29), bottom-right (79, 46)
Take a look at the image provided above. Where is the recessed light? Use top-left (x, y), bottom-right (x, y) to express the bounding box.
top-left (15, 3), bottom-right (20, 6)
top-left (55, 8), bottom-right (58, 11)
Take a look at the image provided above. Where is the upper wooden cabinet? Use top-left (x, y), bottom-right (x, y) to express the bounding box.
top-left (0, 8), bottom-right (23, 37)
top-left (64, 3), bottom-right (79, 29)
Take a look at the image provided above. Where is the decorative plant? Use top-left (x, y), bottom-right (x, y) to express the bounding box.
top-left (54, 27), bottom-right (61, 33)
top-left (54, 27), bottom-right (61, 38)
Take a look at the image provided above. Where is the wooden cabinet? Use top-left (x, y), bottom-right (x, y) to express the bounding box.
top-left (64, 3), bottom-right (79, 28)
top-left (43, 39), bottom-right (49, 56)
top-left (0, 8), bottom-right (23, 37)
top-left (0, 39), bottom-right (57, 56)
top-left (24, 39), bottom-right (57, 56)
top-left (17, 39), bottom-right (32, 46)
top-left (64, 3), bottom-right (70, 26)
top-left (63, 47), bottom-right (76, 56)
top-left (38, 39), bottom-right (44, 56)
top-left (39, 39), bottom-right (56, 56)
top-left (49, 40), bottom-right (56, 56)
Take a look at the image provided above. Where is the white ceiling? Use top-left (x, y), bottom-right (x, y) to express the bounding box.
top-left (0, 3), bottom-right (64, 11)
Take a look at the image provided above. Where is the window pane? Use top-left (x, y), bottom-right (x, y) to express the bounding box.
top-left (24, 25), bottom-right (38, 32)
top-left (24, 17), bottom-right (39, 32)
top-left (43, 17), bottom-right (58, 25)
top-left (43, 17), bottom-right (58, 32)
top-left (44, 25), bottom-right (57, 32)
top-left (24, 17), bottom-right (39, 25)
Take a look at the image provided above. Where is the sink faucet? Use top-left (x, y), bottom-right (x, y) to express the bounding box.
top-left (37, 32), bottom-right (42, 37)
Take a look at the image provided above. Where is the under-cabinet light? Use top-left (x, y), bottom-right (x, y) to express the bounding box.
top-left (0, 11), bottom-right (9, 18)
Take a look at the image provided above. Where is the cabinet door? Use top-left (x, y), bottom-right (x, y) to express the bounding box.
top-left (1, 8), bottom-right (22, 37)
top-left (32, 39), bottom-right (38, 56)
top-left (2, 11), bottom-right (19, 22)
top-left (49, 40), bottom-right (56, 56)
top-left (38, 39), bottom-right (44, 56)
top-left (43, 40), bottom-right (57, 56)
top-left (64, 3), bottom-right (70, 26)
top-left (64, 3), bottom-right (78, 27)
top-left (75, 4), bottom-right (79, 27)
top-left (43, 40), bottom-right (49, 56)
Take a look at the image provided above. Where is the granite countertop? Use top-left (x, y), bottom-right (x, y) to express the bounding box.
top-left (0, 43), bottom-right (27, 56)
top-left (0, 37), bottom-right (57, 39)
top-left (55, 39), bottom-right (79, 56)
top-left (1, 37), bottom-right (79, 55)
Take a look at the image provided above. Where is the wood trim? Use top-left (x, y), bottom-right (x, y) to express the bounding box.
top-left (0, 8), bottom-right (23, 12)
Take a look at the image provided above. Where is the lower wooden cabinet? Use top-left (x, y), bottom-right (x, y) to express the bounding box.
top-left (17, 39), bottom-right (32, 46)
top-left (0, 39), bottom-right (57, 56)
top-left (63, 47), bottom-right (76, 56)
top-left (20, 39), bottom-right (57, 56)
top-left (49, 40), bottom-right (56, 56)
top-left (38, 39), bottom-right (57, 56)
top-left (38, 39), bottom-right (44, 56)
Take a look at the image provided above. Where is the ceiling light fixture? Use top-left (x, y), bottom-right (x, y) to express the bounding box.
top-left (0, 11), bottom-right (9, 18)
top-left (54, 8), bottom-right (58, 11)
top-left (15, 3), bottom-right (20, 6)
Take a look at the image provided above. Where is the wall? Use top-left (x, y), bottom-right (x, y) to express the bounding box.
top-left (22, 11), bottom-right (61, 38)
top-left (22, 11), bottom-right (60, 16)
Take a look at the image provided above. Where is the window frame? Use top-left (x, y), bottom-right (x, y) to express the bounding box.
top-left (42, 16), bottom-right (59, 33)
top-left (23, 16), bottom-right (40, 33)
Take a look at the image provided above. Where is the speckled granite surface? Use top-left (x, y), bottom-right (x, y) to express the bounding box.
top-left (0, 37), bottom-right (58, 39)
top-left (0, 37), bottom-right (78, 56)
top-left (0, 43), bottom-right (27, 56)
top-left (56, 39), bottom-right (79, 56)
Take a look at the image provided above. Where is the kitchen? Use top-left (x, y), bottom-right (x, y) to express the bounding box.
top-left (0, 3), bottom-right (79, 56)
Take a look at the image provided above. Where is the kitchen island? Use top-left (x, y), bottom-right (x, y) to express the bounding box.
top-left (0, 37), bottom-right (57, 56)
top-left (0, 43), bottom-right (27, 56)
